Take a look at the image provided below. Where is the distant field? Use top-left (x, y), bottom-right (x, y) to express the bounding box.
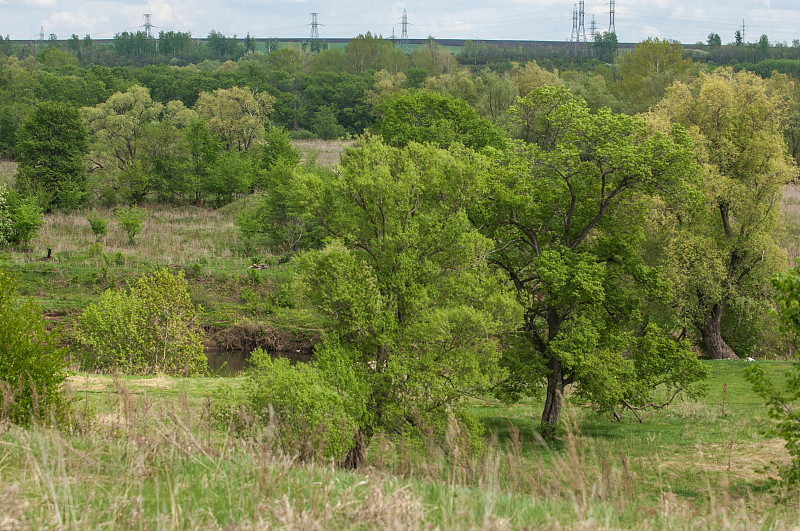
top-left (292, 138), bottom-right (354, 168)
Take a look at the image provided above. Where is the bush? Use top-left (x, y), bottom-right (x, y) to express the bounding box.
top-left (76, 269), bottom-right (207, 375)
top-left (115, 205), bottom-right (145, 245)
top-left (0, 184), bottom-right (43, 248)
top-left (224, 341), bottom-right (368, 463)
top-left (86, 212), bottom-right (109, 242)
top-left (0, 269), bottom-right (70, 425)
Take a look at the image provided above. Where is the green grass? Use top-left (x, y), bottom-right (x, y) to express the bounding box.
top-left (0, 360), bottom-right (794, 528)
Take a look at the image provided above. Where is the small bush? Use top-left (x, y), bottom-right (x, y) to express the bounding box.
top-left (0, 185), bottom-right (43, 248)
top-left (76, 269), bottom-right (207, 375)
top-left (115, 206), bottom-right (145, 245)
top-left (241, 349), bottom-right (357, 461)
top-left (0, 268), bottom-right (70, 425)
top-left (86, 212), bottom-right (109, 242)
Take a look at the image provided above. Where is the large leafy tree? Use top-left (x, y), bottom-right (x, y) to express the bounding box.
top-left (649, 69), bottom-right (796, 359)
top-left (195, 86), bottom-right (273, 152)
top-left (614, 38), bottom-right (694, 113)
top-left (293, 136), bottom-right (521, 463)
top-left (15, 101), bottom-right (88, 210)
top-left (373, 90), bottom-right (505, 151)
top-left (475, 86), bottom-right (707, 434)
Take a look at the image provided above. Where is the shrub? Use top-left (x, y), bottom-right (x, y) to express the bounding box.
top-left (76, 269), bottom-right (207, 375)
top-left (115, 205), bottom-right (145, 245)
top-left (0, 185), bottom-right (43, 248)
top-left (86, 212), bottom-right (109, 242)
top-left (228, 342), bottom-right (367, 463)
top-left (0, 269), bottom-right (70, 425)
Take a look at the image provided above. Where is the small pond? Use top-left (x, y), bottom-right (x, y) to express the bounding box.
top-left (206, 349), bottom-right (312, 377)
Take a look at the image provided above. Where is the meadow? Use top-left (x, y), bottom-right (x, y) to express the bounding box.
top-left (1, 144), bottom-right (800, 528)
top-left (0, 361), bottom-right (796, 528)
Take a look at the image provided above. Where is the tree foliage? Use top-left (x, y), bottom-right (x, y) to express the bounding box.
top-left (476, 86), bottom-right (708, 433)
top-left (289, 136), bottom-right (521, 461)
top-left (15, 101), bottom-right (88, 211)
top-left (196, 86), bottom-right (273, 152)
top-left (374, 90), bottom-right (505, 151)
top-left (76, 269), bottom-right (206, 375)
top-left (650, 68), bottom-right (796, 359)
top-left (0, 269), bottom-right (70, 425)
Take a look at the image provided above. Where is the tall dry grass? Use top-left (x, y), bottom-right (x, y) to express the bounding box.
top-left (783, 183), bottom-right (800, 261)
top-left (292, 139), bottom-right (355, 169)
top-left (1, 377), bottom-right (795, 529)
top-left (28, 205), bottom-right (248, 268)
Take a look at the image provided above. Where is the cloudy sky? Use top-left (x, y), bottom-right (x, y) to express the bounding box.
top-left (2, 0), bottom-right (799, 45)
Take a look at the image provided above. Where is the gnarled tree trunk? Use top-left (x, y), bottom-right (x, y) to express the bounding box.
top-left (541, 357), bottom-right (565, 438)
top-left (701, 303), bottom-right (739, 359)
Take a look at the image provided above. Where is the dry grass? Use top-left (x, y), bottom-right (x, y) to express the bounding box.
top-left (292, 139), bottom-right (355, 169)
top-left (1, 370), bottom-right (798, 529)
top-left (26, 205), bottom-right (248, 268)
top-left (783, 183), bottom-right (800, 260)
top-left (0, 161), bottom-right (15, 186)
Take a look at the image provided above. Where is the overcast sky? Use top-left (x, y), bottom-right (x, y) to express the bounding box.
top-left (2, 0), bottom-right (799, 46)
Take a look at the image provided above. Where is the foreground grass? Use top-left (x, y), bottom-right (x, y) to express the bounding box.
top-left (1, 361), bottom-right (797, 529)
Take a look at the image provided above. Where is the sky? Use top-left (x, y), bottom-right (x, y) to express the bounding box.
top-left (2, 0), bottom-right (800, 46)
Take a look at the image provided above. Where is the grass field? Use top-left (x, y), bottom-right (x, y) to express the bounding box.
top-left (0, 361), bottom-right (795, 528)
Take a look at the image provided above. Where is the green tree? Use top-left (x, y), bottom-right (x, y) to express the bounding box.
top-left (83, 85), bottom-right (163, 174)
top-left (475, 86), bottom-right (707, 434)
top-left (0, 269), bottom-right (70, 425)
top-left (593, 31), bottom-right (619, 63)
top-left (374, 90), bottom-right (505, 151)
top-left (185, 120), bottom-right (222, 205)
top-left (293, 136), bottom-right (521, 463)
top-left (115, 205), bottom-right (145, 245)
top-left (615, 38), bottom-right (694, 112)
top-left (707, 33), bottom-right (722, 47)
top-left (311, 105), bottom-right (346, 140)
top-left (196, 86), bottom-right (274, 152)
top-left (76, 269), bottom-right (206, 375)
top-left (15, 101), bottom-right (89, 211)
top-left (650, 69), bottom-right (796, 359)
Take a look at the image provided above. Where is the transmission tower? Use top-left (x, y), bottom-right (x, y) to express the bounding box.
top-left (391, 27), bottom-right (396, 46)
top-left (38, 26), bottom-right (44, 45)
top-left (590, 15), bottom-right (597, 41)
top-left (578, 1), bottom-right (587, 42)
top-left (143, 13), bottom-right (152, 37)
top-left (741, 19), bottom-right (746, 43)
top-left (310, 13), bottom-right (320, 41)
top-left (570, 5), bottom-right (578, 43)
top-left (608, 0), bottom-right (616, 34)
top-left (400, 9), bottom-right (409, 52)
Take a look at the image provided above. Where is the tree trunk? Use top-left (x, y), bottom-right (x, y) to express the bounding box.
top-left (541, 357), bottom-right (565, 438)
top-left (701, 303), bottom-right (739, 359)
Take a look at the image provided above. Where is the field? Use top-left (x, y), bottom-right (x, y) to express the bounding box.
top-left (0, 361), bottom-right (796, 528)
top-left (1, 143), bottom-right (800, 528)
